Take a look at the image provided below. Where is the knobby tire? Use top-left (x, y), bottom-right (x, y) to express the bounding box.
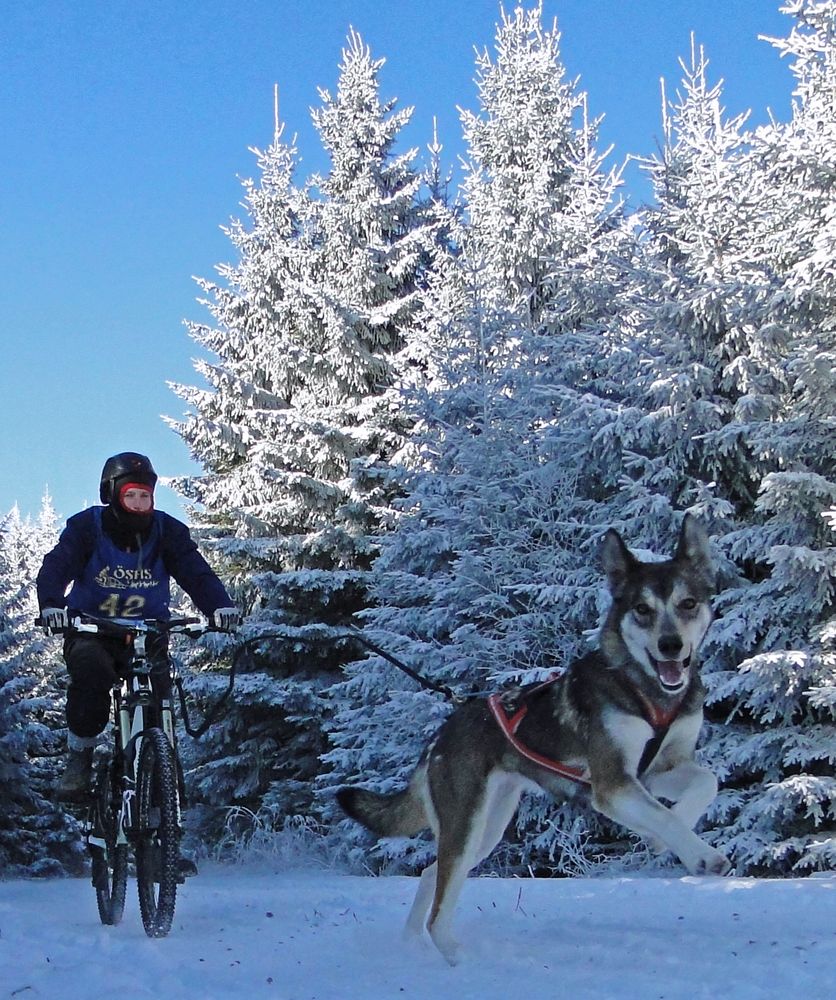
top-left (93, 759), bottom-right (128, 925)
top-left (135, 728), bottom-right (180, 938)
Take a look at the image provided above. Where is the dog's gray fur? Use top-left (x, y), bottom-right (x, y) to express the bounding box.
top-left (338, 517), bottom-right (731, 964)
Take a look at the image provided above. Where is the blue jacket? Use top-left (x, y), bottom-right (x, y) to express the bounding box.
top-left (37, 506), bottom-right (233, 618)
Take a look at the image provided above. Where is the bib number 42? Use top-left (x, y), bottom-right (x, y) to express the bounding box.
top-left (98, 594), bottom-right (147, 618)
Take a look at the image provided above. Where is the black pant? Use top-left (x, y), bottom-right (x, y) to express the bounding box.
top-left (63, 633), bottom-right (171, 739)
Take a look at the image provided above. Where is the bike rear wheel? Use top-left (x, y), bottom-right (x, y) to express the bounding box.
top-left (135, 728), bottom-right (181, 937)
top-left (91, 759), bottom-right (128, 925)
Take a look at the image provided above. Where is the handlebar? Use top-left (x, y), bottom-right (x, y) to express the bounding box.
top-left (36, 612), bottom-right (240, 739)
top-left (37, 614), bottom-right (232, 639)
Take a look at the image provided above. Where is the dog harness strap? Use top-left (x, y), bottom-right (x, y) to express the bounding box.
top-left (637, 731), bottom-right (667, 775)
top-left (632, 688), bottom-right (684, 730)
top-left (630, 687), bottom-right (687, 774)
top-left (488, 694), bottom-right (590, 785)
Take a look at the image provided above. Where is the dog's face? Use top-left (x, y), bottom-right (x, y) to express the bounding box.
top-left (601, 517), bottom-right (715, 694)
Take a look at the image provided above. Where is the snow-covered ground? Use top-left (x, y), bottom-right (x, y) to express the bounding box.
top-left (2, 864), bottom-right (835, 999)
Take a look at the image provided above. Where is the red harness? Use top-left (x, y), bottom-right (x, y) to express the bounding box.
top-left (488, 674), bottom-right (685, 785)
top-left (631, 688), bottom-right (684, 730)
top-left (488, 679), bottom-right (590, 785)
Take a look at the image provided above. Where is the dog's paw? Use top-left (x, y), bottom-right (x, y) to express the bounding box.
top-left (694, 851), bottom-right (732, 876)
top-left (645, 835), bottom-right (667, 856)
top-left (430, 929), bottom-right (462, 966)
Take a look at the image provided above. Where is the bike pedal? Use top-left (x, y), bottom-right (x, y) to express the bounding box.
top-left (178, 856), bottom-right (198, 879)
top-left (147, 849), bottom-right (197, 883)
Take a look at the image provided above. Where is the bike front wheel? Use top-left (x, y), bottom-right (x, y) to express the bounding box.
top-left (135, 728), bottom-right (181, 937)
top-left (91, 758), bottom-right (128, 925)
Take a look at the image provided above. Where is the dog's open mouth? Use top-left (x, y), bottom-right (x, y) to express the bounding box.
top-left (649, 654), bottom-right (690, 690)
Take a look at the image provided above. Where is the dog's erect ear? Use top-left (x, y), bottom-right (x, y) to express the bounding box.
top-left (674, 515), bottom-right (714, 582)
top-left (601, 528), bottom-right (636, 597)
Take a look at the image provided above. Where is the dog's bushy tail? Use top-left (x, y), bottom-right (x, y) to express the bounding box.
top-left (337, 783), bottom-right (428, 837)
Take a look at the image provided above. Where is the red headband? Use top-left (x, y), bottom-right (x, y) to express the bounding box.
top-left (118, 482), bottom-right (155, 508)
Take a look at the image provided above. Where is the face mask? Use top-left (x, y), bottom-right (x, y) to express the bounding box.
top-left (112, 482), bottom-right (155, 533)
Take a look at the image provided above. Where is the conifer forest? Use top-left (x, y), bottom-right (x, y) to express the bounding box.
top-left (2, 2), bottom-right (834, 879)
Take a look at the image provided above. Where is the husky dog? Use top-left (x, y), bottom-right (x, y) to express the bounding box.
top-left (338, 517), bottom-right (731, 964)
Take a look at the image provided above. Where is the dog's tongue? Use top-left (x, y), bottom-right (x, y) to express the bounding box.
top-left (657, 660), bottom-right (686, 687)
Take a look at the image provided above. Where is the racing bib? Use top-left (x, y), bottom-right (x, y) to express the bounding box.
top-left (67, 508), bottom-right (170, 619)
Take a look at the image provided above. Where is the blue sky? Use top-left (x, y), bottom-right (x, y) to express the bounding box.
top-left (2, 0), bottom-right (794, 525)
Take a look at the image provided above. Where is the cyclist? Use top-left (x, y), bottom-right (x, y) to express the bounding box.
top-left (37, 451), bottom-right (240, 801)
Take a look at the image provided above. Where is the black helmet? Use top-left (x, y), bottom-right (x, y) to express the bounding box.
top-left (99, 452), bottom-right (158, 504)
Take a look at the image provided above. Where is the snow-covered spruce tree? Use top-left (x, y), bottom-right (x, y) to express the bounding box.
top-left (420, 3), bottom-right (639, 686)
top-left (624, 35), bottom-right (768, 542)
top-left (0, 500), bottom-right (82, 875)
top-left (695, 1), bottom-right (836, 874)
top-left (622, 40), bottom-right (790, 876)
top-left (321, 4), bottom-right (646, 873)
top-left (170, 33), bottom-right (437, 841)
top-left (304, 28), bottom-right (438, 532)
top-left (169, 128), bottom-right (320, 841)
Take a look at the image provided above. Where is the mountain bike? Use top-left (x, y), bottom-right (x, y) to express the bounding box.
top-left (48, 614), bottom-right (228, 937)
